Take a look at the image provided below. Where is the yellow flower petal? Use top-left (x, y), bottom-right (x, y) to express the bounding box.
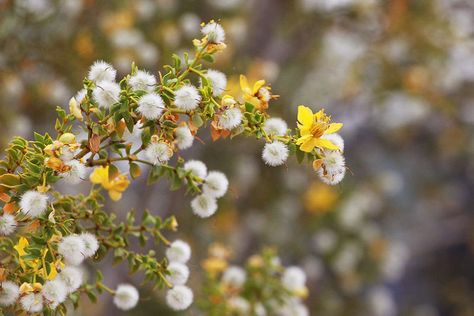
top-left (239, 75), bottom-right (251, 94)
top-left (109, 190), bottom-right (122, 201)
top-left (90, 166), bottom-right (109, 185)
top-left (300, 138), bottom-right (318, 153)
top-left (14, 237), bottom-right (29, 257)
top-left (325, 123), bottom-right (343, 134)
top-left (314, 138), bottom-right (340, 150)
top-left (297, 106), bottom-right (314, 129)
top-left (252, 80), bottom-right (266, 95)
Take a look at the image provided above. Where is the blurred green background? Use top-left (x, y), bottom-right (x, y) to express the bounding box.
top-left (1, 0), bottom-right (474, 315)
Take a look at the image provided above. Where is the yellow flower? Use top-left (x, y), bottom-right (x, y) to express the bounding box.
top-left (296, 105), bottom-right (343, 153)
top-left (90, 165), bottom-right (130, 201)
top-left (240, 75), bottom-right (275, 110)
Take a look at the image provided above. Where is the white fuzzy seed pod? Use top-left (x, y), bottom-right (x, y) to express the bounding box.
top-left (113, 284), bottom-right (139, 311)
top-left (93, 81), bottom-right (120, 109)
top-left (88, 60), bottom-right (117, 82)
top-left (58, 235), bottom-right (86, 266)
top-left (166, 240), bottom-right (191, 264)
top-left (166, 285), bottom-right (194, 311)
top-left (262, 141), bottom-right (289, 167)
top-left (19, 190), bottom-right (49, 218)
top-left (202, 171), bottom-right (229, 198)
top-left (137, 93), bottom-right (165, 120)
top-left (0, 281), bottom-right (20, 306)
top-left (201, 21), bottom-right (225, 43)
top-left (191, 194), bottom-right (218, 218)
top-left (166, 262), bottom-right (190, 286)
top-left (174, 84), bottom-right (201, 111)
top-left (0, 214), bottom-right (17, 236)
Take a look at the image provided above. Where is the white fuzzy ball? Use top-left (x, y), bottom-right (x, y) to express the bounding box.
top-left (42, 279), bottom-right (67, 307)
top-left (281, 266), bottom-right (307, 292)
top-left (262, 141), bottom-right (289, 167)
top-left (204, 69), bottom-right (227, 96)
top-left (58, 266), bottom-right (83, 293)
top-left (166, 262), bottom-right (190, 286)
top-left (62, 160), bottom-right (87, 184)
top-left (166, 285), bottom-right (193, 311)
top-left (229, 297), bottom-right (250, 314)
top-left (20, 293), bottom-right (43, 313)
top-left (175, 126), bottom-right (194, 150)
top-left (174, 84), bottom-right (201, 111)
top-left (191, 194), bottom-right (218, 218)
top-left (114, 284), bottom-right (139, 311)
top-left (203, 171), bottom-right (229, 198)
top-left (88, 60), bottom-right (116, 82)
top-left (201, 21), bottom-right (225, 43)
top-left (0, 281), bottom-right (20, 306)
top-left (93, 81), bottom-right (120, 109)
top-left (58, 235), bottom-right (86, 266)
top-left (129, 70), bottom-right (156, 92)
top-left (219, 108), bottom-right (242, 130)
top-left (0, 214), bottom-right (17, 236)
top-left (317, 151), bottom-right (346, 185)
top-left (137, 93), bottom-right (165, 120)
top-left (145, 142), bottom-right (173, 165)
top-left (166, 240), bottom-right (191, 264)
top-left (19, 190), bottom-right (48, 218)
top-left (183, 160), bottom-right (207, 179)
top-left (322, 133), bottom-right (344, 152)
top-left (222, 266), bottom-right (246, 288)
top-left (79, 232), bottom-right (99, 258)
top-left (263, 118), bottom-right (288, 136)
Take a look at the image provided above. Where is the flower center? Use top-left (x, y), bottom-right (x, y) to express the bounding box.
top-left (310, 122), bottom-right (328, 138)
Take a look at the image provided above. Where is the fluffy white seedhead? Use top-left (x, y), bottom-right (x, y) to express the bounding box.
top-left (222, 266), bottom-right (246, 288)
top-left (219, 108), bottom-right (242, 130)
top-left (58, 266), bottom-right (83, 293)
top-left (145, 142), bottom-right (173, 165)
top-left (88, 60), bottom-right (116, 82)
top-left (229, 297), bottom-right (250, 314)
top-left (262, 141), bottom-right (289, 167)
top-left (201, 21), bottom-right (225, 43)
top-left (0, 214), bottom-right (17, 236)
top-left (58, 235), bottom-right (86, 266)
top-left (322, 133), bottom-right (344, 152)
top-left (114, 284), bottom-right (139, 311)
top-left (0, 281), bottom-right (20, 306)
top-left (42, 279), bottom-right (67, 307)
top-left (317, 151), bottom-right (346, 185)
top-left (80, 232), bottom-right (99, 258)
top-left (166, 262), bottom-right (190, 286)
top-left (183, 160), bottom-right (207, 179)
top-left (203, 171), bottom-right (228, 198)
top-left (20, 293), bottom-right (43, 313)
top-left (281, 266), bottom-right (307, 292)
top-left (19, 190), bottom-right (48, 218)
top-left (263, 118), bottom-right (288, 136)
top-left (204, 69), bottom-right (227, 96)
top-left (166, 285), bottom-right (193, 311)
top-left (191, 194), bottom-right (218, 218)
top-left (137, 93), bottom-right (165, 120)
top-left (166, 240), bottom-right (191, 264)
top-left (175, 126), bottom-right (194, 150)
top-left (62, 160), bottom-right (87, 184)
top-left (129, 70), bottom-right (156, 92)
top-left (93, 81), bottom-right (120, 109)
top-left (174, 84), bottom-right (201, 111)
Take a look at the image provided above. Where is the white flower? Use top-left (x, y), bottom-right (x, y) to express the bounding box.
top-left (88, 60), bottom-right (117, 82)
top-left (58, 266), bottom-right (83, 293)
top-left (201, 21), bottom-right (225, 43)
top-left (183, 160), bottom-right (207, 179)
top-left (42, 279), bottom-right (67, 307)
top-left (0, 214), bottom-right (17, 236)
top-left (166, 240), bottom-right (191, 264)
top-left (222, 266), bottom-right (246, 288)
top-left (58, 235), bottom-right (86, 266)
top-left (203, 69), bottom-right (227, 96)
top-left (93, 81), bottom-right (120, 109)
top-left (322, 133), bottom-right (344, 152)
top-left (0, 281), bottom-right (19, 306)
top-left (114, 284), bottom-right (139, 311)
top-left (229, 297), bottom-right (250, 313)
top-left (19, 190), bottom-right (48, 218)
top-left (166, 262), bottom-right (190, 286)
top-left (175, 126), bottom-right (194, 150)
top-left (174, 84), bottom-right (201, 111)
top-left (129, 70), bottom-right (156, 92)
top-left (137, 93), bottom-right (165, 120)
top-left (79, 232), bottom-right (99, 258)
top-left (145, 142), bottom-right (173, 165)
top-left (191, 194), bottom-right (218, 218)
top-left (263, 118), bottom-right (288, 136)
top-left (166, 285), bottom-right (193, 311)
top-left (316, 156), bottom-right (346, 185)
top-left (281, 266), bottom-right (306, 292)
top-left (62, 160), bottom-right (87, 184)
top-left (20, 293), bottom-right (43, 313)
top-left (262, 141), bottom-right (289, 167)
top-left (219, 108), bottom-right (242, 130)
top-left (203, 171), bottom-right (228, 198)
